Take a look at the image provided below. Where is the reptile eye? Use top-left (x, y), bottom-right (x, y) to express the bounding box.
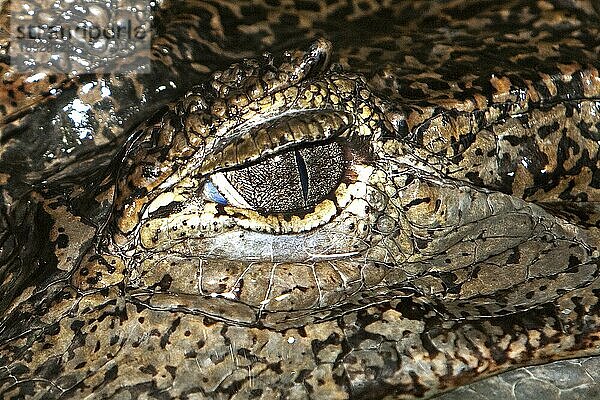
top-left (203, 141), bottom-right (346, 214)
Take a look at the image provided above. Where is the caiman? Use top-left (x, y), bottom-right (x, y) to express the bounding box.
top-left (1, 1), bottom-right (600, 399)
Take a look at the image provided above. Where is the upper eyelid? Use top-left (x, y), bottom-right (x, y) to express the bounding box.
top-left (197, 110), bottom-right (353, 176)
top-left (207, 135), bottom-right (355, 178)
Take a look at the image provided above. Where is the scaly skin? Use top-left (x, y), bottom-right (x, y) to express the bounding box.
top-left (2, 1), bottom-right (600, 399)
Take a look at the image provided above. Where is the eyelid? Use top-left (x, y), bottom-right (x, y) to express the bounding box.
top-left (198, 110), bottom-right (352, 176)
top-left (204, 173), bottom-right (252, 209)
top-left (202, 180), bottom-right (228, 205)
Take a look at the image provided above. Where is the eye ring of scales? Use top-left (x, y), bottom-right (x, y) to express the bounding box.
top-left (2, 1), bottom-right (600, 399)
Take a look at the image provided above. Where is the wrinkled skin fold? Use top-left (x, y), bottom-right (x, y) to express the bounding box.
top-left (1, 1), bottom-right (600, 399)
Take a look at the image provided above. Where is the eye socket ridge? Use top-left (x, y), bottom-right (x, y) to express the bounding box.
top-left (203, 140), bottom-right (348, 214)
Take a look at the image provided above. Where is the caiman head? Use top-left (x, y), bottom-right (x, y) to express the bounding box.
top-left (72, 38), bottom-right (598, 330)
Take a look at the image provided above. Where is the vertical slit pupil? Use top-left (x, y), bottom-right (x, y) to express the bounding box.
top-left (295, 149), bottom-right (309, 202)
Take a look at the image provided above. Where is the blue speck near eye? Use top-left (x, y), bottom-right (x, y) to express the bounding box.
top-left (204, 181), bottom-right (228, 205)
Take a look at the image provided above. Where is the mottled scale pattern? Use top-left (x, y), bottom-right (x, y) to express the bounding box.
top-left (1, 1), bottom-right (600, 399)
